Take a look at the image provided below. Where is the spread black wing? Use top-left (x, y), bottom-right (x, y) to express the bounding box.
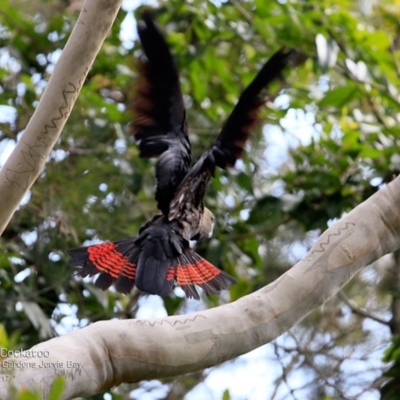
top-left (131, 11), bottom-right (191, 215)
top-left (169, 48), bottom-right (295, 221)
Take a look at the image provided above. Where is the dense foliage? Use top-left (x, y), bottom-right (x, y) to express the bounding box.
top-left (1, 0), bottom-right (400, 398)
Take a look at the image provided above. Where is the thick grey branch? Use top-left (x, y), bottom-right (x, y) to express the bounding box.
top-left (0, 0), bottom-right (122, 234)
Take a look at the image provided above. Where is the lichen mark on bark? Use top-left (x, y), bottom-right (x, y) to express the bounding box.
top-left (5, 143), bottom-right (43, 190)
top-left (305, 222), bottom-right (356, 262)
top-left (185, 329), bottom-right (214, 343)
top-left (131, 314), bottom-right (207, 328)
top-left (38, 64), bottom-right (89, 144)
top-left (77, 6), bottom-right (88, 25)
top-left (5, 66), bottom-right (90, 191)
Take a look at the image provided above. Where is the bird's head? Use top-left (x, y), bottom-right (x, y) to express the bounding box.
top-left (198, 207), bottom-right (215, 239)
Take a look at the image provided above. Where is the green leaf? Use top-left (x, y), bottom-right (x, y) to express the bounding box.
top-left (319, 83), bottom-right (359, 108)
top-left (15, 390), bottom-right (40, 400)
top-left (0, 324), bottom-right (10, 349)
top-left (248, 196), bottom-right (284, 228)
top-left (47, 377), bottom-right (65, 400)
top-left (236, 171), bottom-right (253, 193)
top-left (365, 30), bottom-right (390, 50)
top-left (222, 388), bottom-right (231, 400)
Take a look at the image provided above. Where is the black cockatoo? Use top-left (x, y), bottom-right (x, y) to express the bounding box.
top-left (67, 11), bottom-right (294, 299)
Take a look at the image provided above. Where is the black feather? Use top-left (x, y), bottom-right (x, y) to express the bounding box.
top-left (211, 48), bottom-right (295, 168)
top-left (168, 48), bottom-right (294, 222)
top-left (132, 11), bottom-right (191, 215)
top-left (95, 273), bottom-right (114, 290)
top-left (115, 275), bottom-right (135, 294)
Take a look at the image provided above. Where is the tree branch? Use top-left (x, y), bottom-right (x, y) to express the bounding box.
top-left (338, 291), bottom-right (390, 326)
top-left (0, 0), bottom-right (122, 235)
top-left (1, 174), bottom-right (400, 399)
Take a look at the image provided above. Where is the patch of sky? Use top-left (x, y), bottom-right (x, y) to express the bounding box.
top-left (48, 252), bottom-right (62, 262)
top-left (0, 105), bottom-right (17, 128)
top-left (239, 208), bottom-right (249, 221)
top-left (224, 194), bottom-right (235, 208)
top-left (36, 53), bottom-right (47, 66)
top-left (47, 31), bottom-right (61, 42)
top-left (20, 230), bottom-right (38, 246)
top-left (187, 344), bottom-right (280, 400)
top-left (83, 199), bottom-right (95, 214)
top-left (114, 137), bottom-right (127, 154)
top-left (0, 25), bottom-right (10, 40)
top-left (99, 183), bottom-right (108, 192)
top-left (263, 104), bottom-right (322, 172)
top-left (34, 21), bottom-right (47, 34)
top-left (270, 179), bottom-right (285, 197)
top-left (0, 48), bottom-right (21, 73)
top-left (49, 149), bottom-right (68, 162)
top-left (101, 192), bottom-right (115, 207)
top-left (14, 267), bottom-right (31, 283)
top-left (281, 240), bottom-right (309, 264)
top-left (52, 303), bottom-right (83, 335)
top-left (47, 48), bottom-right (62, 67)
top-left (135, 295), bottom-right (167, 319)
top-left (129, 380), bottom-right (171, 400)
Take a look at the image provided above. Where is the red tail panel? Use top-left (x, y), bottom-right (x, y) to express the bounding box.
top-left (173, 251), bottom-right (236, 299)
top-left (87, 242), bottom-right (136, 279)
top-left (166, 266), bottom-right (175, 282)
top-left (68, 239), bottom-right (138, 292)
top-left (176, 258), bottom-right (220, 286)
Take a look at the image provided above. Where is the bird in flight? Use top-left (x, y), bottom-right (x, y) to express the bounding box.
top-left (67, 11), bottom-right (294, 299)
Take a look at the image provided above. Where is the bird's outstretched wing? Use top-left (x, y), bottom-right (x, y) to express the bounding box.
top-left (131, 11), bottom-right (191, 215)
top-left (169, 48), bottom-right (295, 224)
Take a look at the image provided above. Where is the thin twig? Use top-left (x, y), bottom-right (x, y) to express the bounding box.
top-left (338, 291), bottom-right (390, 326)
